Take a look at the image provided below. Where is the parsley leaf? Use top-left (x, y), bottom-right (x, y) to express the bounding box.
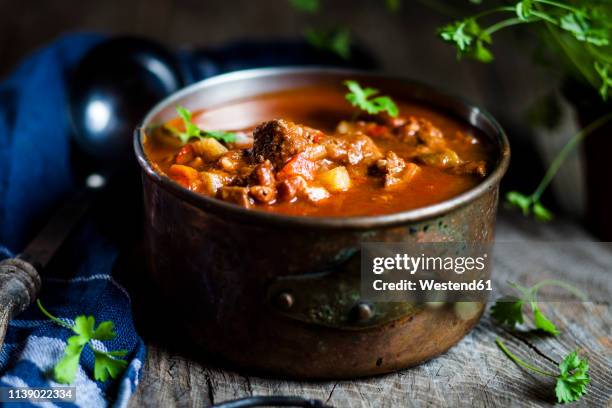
top-left (344, 80), bottom-right (399, 117)
top-left (556, 350), bottom-right (590, 403)
top-left (496, 339), bottom-right (590, 404)
top-left (491, 280), bottom-right (586, 334)
top-left (54, 336), bottom-right (87, 384)
top-left (506, 191), bottom-right (553, 222)
top-left (93, 349), bottom-right (129, 382)
top-left (439, 18), bottom-right (493, 63)
top-left (385, 0), bottom-right (401, 13)
top-left (490, 296), bottom-right (524, 326)
top-left (37, 300), bottom-right (128, 384)
top-left (305, 27), bottom-right (351, 60)
top-left (289, 0), bottom-right (319, 13)
top-left (595, 62), bottom-right (612, 100)
top-left (166, 106), bottom-right (237, 145)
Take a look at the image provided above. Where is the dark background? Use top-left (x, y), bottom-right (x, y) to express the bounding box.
top-left (0, 0), bottom-right (573, 213)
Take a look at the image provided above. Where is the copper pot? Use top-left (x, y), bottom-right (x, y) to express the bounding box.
top-left (134, 68), bottom-right (510, 379)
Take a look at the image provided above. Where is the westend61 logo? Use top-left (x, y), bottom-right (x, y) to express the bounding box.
top-left (361, 243), bottom-right (493, 302)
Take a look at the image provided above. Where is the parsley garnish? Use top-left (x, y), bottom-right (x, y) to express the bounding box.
top-left (37, 300), bottom-right (128, 384)
top-left (496, 339), bottom-right (590, 404)
top-left (288, 0), bottom-right (319, 13)
top-left (344, 80), bottom-right (399, 117)
top-left (491, 280), bottom-right (587, 335)
top-left (305, 27), bottom-right (351, 60)
top-left (166, 106), bottom-right (237, 145)
top-left (505, 110), bottom-right (612, 221)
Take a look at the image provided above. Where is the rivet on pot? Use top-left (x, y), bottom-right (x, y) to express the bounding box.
top-left (351, 302), bottom-right (374, 322)
top-left (275, 292), bottom-right (294, 310)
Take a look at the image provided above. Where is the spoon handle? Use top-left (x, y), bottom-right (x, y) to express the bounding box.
top-left (0, 172), bottom-right (108, 349)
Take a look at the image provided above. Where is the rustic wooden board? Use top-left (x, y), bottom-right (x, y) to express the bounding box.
top-left (129, 211), bottom-right (612, 407)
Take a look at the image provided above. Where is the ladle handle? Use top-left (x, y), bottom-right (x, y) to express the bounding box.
top-left (0, 257), bottom-right (41, 348)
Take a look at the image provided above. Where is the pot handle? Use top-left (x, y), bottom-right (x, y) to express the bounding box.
top-left (266, 249), bottom-right (420, 330)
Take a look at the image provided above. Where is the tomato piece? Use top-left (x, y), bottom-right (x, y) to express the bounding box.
top-left (276, 153), bottom-right (316, 181)
top-left (169, 164), bottom-right (201, 190)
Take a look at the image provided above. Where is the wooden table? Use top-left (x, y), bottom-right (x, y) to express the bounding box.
top-left (129, 211), bottom-right (611, 407)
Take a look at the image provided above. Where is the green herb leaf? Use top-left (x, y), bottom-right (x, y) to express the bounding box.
top-left (556, 351), bottom-right (590, 403)
top-left (491, 280), bottom-right (585, 334)
top-left (169, 106), bottom-right (237, 145)
top-left (506, 191), bottom-right (532, 215)
top-left (496, 339), bottom-right (590, 404)
top-left (506, 191), bottom-right (553, 222)
top-left (491, 296), bottom-right (524, 327)
top-left (515, 0), bottom-right (533, 21)
top-left (72, 315), bottom-right (95, 339)
top-left (344, 80), bottom-right (399, 117)
top-left (305, 27), bottom-right (351, 60)
top-left (439, 18), bottom-right (493, 63)
top-left (93, 320), bottom-right (117, 341)
top-left (532, 304), bottom-right (560, 335)
top-left (289, 0), bottom-right (319, 13)
top-left (560, 11), bottom-right (609, 46)
top-left (595, 62), bottom-right (612, 100)
top-left (93, 350), bottom-right (129, 382)
top-left (385, 0), bottom-right (401, 12)
top-left (37, 301), bottom-right (128, 384)
top-left (54, 335), bottom-right (87, 384)
top-left (533, 201), bottom-right (553, 222)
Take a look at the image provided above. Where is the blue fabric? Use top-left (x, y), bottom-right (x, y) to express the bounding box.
top-left (0, 33), bottom-right (145, 408)
top-left (0, 33), bottom-right (370, 407)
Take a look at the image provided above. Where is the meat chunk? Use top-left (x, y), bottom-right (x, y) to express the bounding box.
top-left (448, 161), bottom-right (487, 177)
top-left (277, 176), bottom-right (307, 202)
top-left (322, 133), bottom-right (382, 165)
top-left (249, 185), bottom-right (277, 203)
top-left (396, 116), bottom-right (446, 149)
top-left (372, 151), bottom-right (420, 188)
top-left (250, 160), bottom-right (276, 186)
top-left (218, 186), bottom-right (251, 208)
top-left (251, 119), bottom-right (322, 168)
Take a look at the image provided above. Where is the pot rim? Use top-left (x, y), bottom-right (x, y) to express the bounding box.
top-left (134, 66), bottom-right (510, 231)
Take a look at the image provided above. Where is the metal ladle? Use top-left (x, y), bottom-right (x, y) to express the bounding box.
top-left (0, 36), bottom-right (184, 347)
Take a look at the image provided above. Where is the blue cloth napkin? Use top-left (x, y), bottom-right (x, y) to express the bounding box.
top-left (0, 33), bottom-right (145, 408)
top-left (0, 33), bottom-right (371, 407)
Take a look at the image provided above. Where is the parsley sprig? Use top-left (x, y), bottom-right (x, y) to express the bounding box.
top-left (439, 1), bottom-right (612, 98)
top-left (37, 300), bottom-right (128, 384)
top-left (491, 280), bottom-right (587, 335)
top-left (305, 27), bottom-right (352, 60)
top-left (165, 106), bottom-right (237, 145)
top-left (496, 339), bottom-right (590, 404)
top-left (439, 1), bottom-right (612, 222)
top-left (344, 80), bottom-right (399, 117)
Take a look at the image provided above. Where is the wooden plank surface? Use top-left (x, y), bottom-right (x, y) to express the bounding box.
top-left (129, 211), bottom-right (612, 407)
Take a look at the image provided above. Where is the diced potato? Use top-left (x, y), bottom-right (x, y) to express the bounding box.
top-left (168, 164), bottom-right (201, 191)
top-left (192, 138), bottom-right (228, 161)
top-left (300, 186), bottom-right (330, 203)
top-left (200, 171), bottom-right (227, 196)
top-left (317, 166), bottom-right (351, 192)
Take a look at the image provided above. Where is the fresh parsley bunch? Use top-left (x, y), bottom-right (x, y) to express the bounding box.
top-left (439, 0), bottom-right (612, 98)
top-left (344, 80), bottom-right (399, 117)
top-left (165, 106), bottom-right (237, 145)
top-left (491, 280), bottom-right (587, 334)
top-left (496, 339), bottom-right (590, 404)
top-left (438, 1), bottom-right (612, 221)
top-left (37, 300), bottom-right (128, 384)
